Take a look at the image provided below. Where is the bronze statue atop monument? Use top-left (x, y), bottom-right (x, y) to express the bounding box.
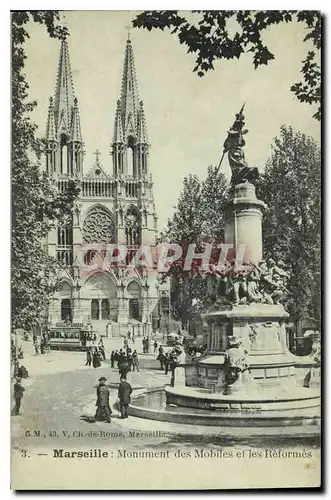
top-left (222, 104), bottom-right (259, 185)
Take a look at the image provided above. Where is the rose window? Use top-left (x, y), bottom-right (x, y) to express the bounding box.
top-left (83, 207), bottom-right (115, 243)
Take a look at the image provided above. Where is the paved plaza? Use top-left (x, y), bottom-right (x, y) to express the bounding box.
top-left (11, 336), bottom-right (319, 456)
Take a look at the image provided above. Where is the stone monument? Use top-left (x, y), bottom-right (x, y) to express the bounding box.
top-left (165, 108), bottom-right (320, 417)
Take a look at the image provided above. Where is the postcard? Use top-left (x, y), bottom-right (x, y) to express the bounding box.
top-left (11, 10), bottom-right (321, 490)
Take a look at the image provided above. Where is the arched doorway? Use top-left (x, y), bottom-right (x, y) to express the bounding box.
top-left (81, 272), bottom-right (118, 323)
top-left (61, 299), bottom-right (72, 323)
top-left (127, 281), bottom-right (142, 322)
top-left (58, 281), bottom-right (72, 323)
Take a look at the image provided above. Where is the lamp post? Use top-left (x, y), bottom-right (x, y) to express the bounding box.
top-left (155, 280), bottom-right (160, 333)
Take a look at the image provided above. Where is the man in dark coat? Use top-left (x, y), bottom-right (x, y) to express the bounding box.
top-left (127, 351), bottom-right (133, 372)
top-left (119, 358), bottom-right (129, 379)
top-left (157, 347), bottom-right (165, 370)
top-left (12, 378), bottom-right (25, 415)
top-left (118, 377), bottom-right (133, 419)
top-left (110, 351), bottom-right (115, 368)
top-left (164, 352), bottom-right (170, 375)
top-left (17, 365), bottom-right (29, 379)
top-left (85, 347), bottom-right (92, 366)
top-left (95, 377), bottom-right (112, 423)
top-left (117, 349), bottom-right (125, 368)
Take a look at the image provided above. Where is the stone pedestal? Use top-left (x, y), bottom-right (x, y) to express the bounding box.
top-left (224, 182), bottom-right (267, 264)
top-left (196, 304), bottom-right (295, 391)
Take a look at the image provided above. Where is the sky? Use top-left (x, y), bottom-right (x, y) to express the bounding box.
top-left (24, 10), bottom-right (320, 231)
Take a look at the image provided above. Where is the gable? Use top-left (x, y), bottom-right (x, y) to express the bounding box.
top-left (84, 163), bottom-right (110, 180)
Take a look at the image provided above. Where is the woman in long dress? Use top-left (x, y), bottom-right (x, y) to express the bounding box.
top-left (94, 377), bottom-right (112, 423)
top-left (92, 348), bottom-right (101, 368)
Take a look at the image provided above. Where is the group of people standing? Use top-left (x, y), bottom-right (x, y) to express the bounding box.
top-left (92, 336), bottom-right (135, 423)
top-left (85, 340), bottom-right (106, 368)
top-left (110, 348), bottom-right (140, 375)
top-left (156, 345), bottom-right (180, 384)
top-left (94, 375), bottom-right (133, 423)
top-left (33, 333), bottom-right (49, 355)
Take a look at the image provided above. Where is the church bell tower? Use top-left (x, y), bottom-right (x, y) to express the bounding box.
top-left (45, 36), bottom-right (83, 178)
top-left (112, 36), bottom-right (158, 249)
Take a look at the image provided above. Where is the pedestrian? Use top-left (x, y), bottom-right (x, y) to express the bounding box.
top-left (119, 358), bottom-right (129, 379)
top-left (17, 365), bottom-right (29, 379)
top-left (85, 347), bottom-right (92, 366)
top-left (127, 352), bottom-right (133, 372)
top-left (81, 331), bottom-right (87, 348)
top-left (12, 378), bottom-right (25, 415)
top-left (118, 377), bottom-right (133, 419)
top-left (157, 346), bottom-right (164, 370)
top-left (118, 349), bottom-right (125, 363)
top-left (13, 359), bottom-right (19, 379)
top-left (97, 347), bottom-right (103, 363)
top-left (92, 348), bottom-right (101, 368)
top-left (170, 355), bottom-right (178, 386)
top-left (132, 350), bottom-right (140, 372)
top-left (34, 338), bottom-right (40, 355)
top-left (127, 331), bottom-right (131, 341)
top-left (94, 377), bottom-right (112, 423)
top-left (99, 345), bottom-right (106, 361)
top-left (153, 340), bottom-right (158, 353)
top-left (110, 351), bottom-right (115, 368)
top-left (164, 352), bottom-right (170, 375)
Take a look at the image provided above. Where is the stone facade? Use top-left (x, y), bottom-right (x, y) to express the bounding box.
top-left (44, 36), bottom-right (168, 337)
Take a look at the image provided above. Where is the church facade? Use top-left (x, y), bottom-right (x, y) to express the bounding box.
top-left (44, 35), bottom-right (169, 337)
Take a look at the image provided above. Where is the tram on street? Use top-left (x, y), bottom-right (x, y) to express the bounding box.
top-left (48, 323), bottom-right (96, 351)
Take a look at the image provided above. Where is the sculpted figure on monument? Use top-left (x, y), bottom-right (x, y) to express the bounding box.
top-left (246, 264), bottom-right (263, 303)
top-left (205, 259), bottom-right (289, 308)
top-left (223, 105), bottom-right (259, 186)
top-left (224, 337), bottom-right (249, 387)
top-left (258, 259), bottom-right (289, 305)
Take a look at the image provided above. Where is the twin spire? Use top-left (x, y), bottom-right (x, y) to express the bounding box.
top-left (45, 34), bottom-right (149, 172)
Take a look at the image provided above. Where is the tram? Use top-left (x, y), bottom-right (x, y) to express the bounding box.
top-left (48, 323), bottom-right (96, 351)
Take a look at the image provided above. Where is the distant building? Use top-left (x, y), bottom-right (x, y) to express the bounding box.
top-left (44, 35), bottom-right (168, 337)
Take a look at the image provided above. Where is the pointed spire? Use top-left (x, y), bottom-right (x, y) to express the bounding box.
top-left (119, 36), bottom-right (140, 137)
top-left (113, 99), bottom-right (124, 143)
top-left (137, 100), bottom-right (148, 144)
top-left (53, 37), bottom-right (76, 135)
top-left (70, 97), bottom-right (82, 142)
top-left (46, 97), bottom-right (56, 141)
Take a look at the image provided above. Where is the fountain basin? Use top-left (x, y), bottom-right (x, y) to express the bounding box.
top-left (165, 385), bottom-right (320, 412)
top-left (129, 387), bottom-right (320, 430)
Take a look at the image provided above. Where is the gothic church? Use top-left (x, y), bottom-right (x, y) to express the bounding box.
top-left (44, 35), bottom-right (167, 337)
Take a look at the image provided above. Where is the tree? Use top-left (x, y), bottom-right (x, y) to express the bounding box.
top-left (161, 167), bottom-right (229, 329)
top-left (257, 126), bottom-right (321, 326)
top-left (12, 12), bottom-right (80, 331)
top-left (133, 10), bottom-right (321, 120)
